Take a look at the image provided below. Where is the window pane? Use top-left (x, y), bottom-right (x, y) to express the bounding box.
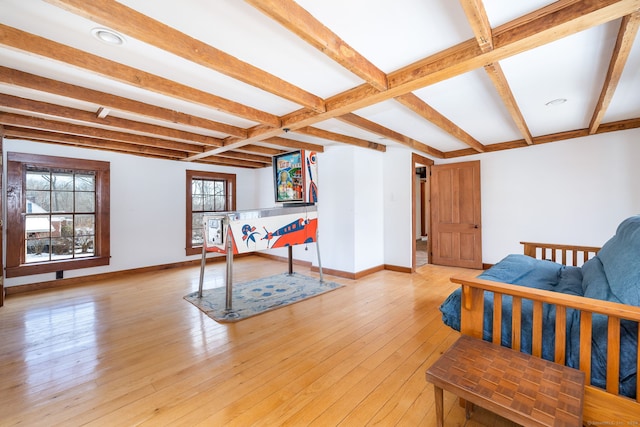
top-left (203, 193), bottom-right (215, 211)
top-left (52, 171), bottom-right (74, 190)
top-left (192, 179), bottom-right (203, 196)
top-left (52, 214), bottom-right (73, 258)
top-left (26, 236), bottom-right (51, 263)
top-left (51, 191), bottom-right (73, 213)
top-left (26, 190), bottom-right (50, 212)
top-left (75, 173), bottom-right (95, 191)
top-left (75, 214), bottom-right (95, 256)
top-left (192, 213), bottom-right (203, 246)
top-left (75, 192), bottom-right (95, 212)
top-left (75, 245), bottom-right (95, 258)
top-left (58, 216), bottom-right (74, 237)
top-left (214, 181), bottom-right (224, 195)
top-left (51, 237), bottom-right (73, 259)
top-left (26, 214), bottom-right (51, 237)
top-left (75, 214), bottom-right (95, 231)
top-left (26, 170), bottom-right (50, 190)
top-left (26, 214), bottom-right (51, 263)
top-left (192, 194), bottom-right (203, 211)
top-left (214, 195), bottom-right (226, 211)
top-left (202, 180), bottom-right (216, 194)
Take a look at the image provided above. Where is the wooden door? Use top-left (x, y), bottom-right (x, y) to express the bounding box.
top-left (431, 160), bottom-right (482, 269)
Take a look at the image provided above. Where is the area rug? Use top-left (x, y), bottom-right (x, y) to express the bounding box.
top-left (184, 272), bottom-right (343, 323)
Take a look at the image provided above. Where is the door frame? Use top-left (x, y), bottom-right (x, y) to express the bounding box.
top-left (412, 153), bottom-right (434, 272)
top-left (1, 127), bottom-right (4, 306)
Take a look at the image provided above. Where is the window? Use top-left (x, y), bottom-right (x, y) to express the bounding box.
top-left (6, 153), bottom-right (110, 278)
top-left (186, 170), bottom-right (236, 255)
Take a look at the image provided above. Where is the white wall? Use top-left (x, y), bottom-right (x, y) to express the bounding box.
top-left (5, 128), bottom-right (639, 284)
top-left (379, 130), bottom-right (640, 268)
top-left (353, 148), bottom-right (384, 271)
top-left (383, 148), bottom-right (413, 269)
top-left (3, 140), bottom-right (256, 287)
top-left (314, 146), bottom-right (357, 272)
top-left (438, 128), bottom-right (640, 264)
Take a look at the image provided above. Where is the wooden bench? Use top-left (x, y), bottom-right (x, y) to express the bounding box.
top-left (426, 335), bottom-right (585, 427)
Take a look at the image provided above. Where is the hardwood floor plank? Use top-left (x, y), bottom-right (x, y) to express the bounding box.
top-left (0, 256), bottom-right (519, 426)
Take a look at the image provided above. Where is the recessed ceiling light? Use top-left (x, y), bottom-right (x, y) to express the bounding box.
top-left (91, 28), bottom-right (125, 45)
top-left (545, 98), bottom-right (567, 106)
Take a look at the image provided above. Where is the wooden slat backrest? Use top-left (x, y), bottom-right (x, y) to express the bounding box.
top-left (520, 242), bottom-right (600, 266)
top-left (555, 306), bottom-right (567, 364)
top-left (532, 300), bottom-right (543, 358)
top-left (580, 312), bottom-right (593, 385)
top-left (492, 293), bottom-right (502, 345)
top-left (607, 317), bottom-right (621, 394)
top-left (512, 297), bottom-right (522, 351)
top-left (454, 275), bottom-right (640, 403)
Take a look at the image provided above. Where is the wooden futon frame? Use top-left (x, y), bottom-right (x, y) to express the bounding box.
top-left (450, 242), bottom-right (640, 425)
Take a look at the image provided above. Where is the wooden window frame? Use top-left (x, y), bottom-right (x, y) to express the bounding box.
top-left (185, 170), bottom-right (236, 256)
top-left (6, 152), bottom-right (110, 278)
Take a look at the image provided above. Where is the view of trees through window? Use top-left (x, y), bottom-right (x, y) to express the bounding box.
top-left (191, 178), bottom-right (228, 247)
top-left (25, 167), bottom-right (96, 263)
top-left (185, 170), bottom-right (236, 255)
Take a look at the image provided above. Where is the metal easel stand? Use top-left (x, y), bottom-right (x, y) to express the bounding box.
top-left (222, 223), bottom-right (240, 321)
top-left (285, 219), bottom-right (323, 283)
top-left (197, 244), bottom-right (207, 298)
top-left (316, 228), bottom-right (324, 283)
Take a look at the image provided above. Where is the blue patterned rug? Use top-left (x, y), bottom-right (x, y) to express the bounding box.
top-left (184, 272), bottom-right (343, 323)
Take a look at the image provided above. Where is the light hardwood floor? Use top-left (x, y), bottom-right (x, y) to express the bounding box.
top-left (0, 257), bottom-right (517, 426)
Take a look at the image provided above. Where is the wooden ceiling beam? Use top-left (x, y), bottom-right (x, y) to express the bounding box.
top-left (596, 116), bottom-right (640, 133)
top-left (278, 0), bottom-right (639, 133)
top-left (460, 0), bottom-right (533, 145)
top-left (459, 0), bottom-right (493, 51)
top-left (188, 0), bottom-right (637, 161)
top-left (3, 127), bottom-right (189, 159)
top-left (389, 0), bottom-right (640, 98)
top-left (214, 150), bottom-right (272, 164)
top-left (245, 0), bottom-right (388, 91)
top-left (44, 0), bottom-right (325, 113)
top-left (338, 113), bottom-right (444, 158)
top-left (589, 11), bottom-right (640, 134)
top-left (235, 145), bottom-right (285, 156)
top-left (0, 25), bottom-right (280, 127)
top-left (295, 126), bottom-right (386, 152)
top-left (0, 93), bottom-right (223, 147)
top-left (17, 0), bottom-right (627, 164)
top-left (0, 112), bottom-right (205, 153)
top-left (262, 136), bottom-right (325, 153)
top-left (388, 4), bottom-right (573, 90)
top-left (187, 125), bottom-right (326, 160)
top-left (394, 93), bottom-right (485, 152)
top-left (0, 67), bottom-right (247, 138)
top-left (197, 156), bottom-right (266, 169)
top-left (444, 116), bottom-right (640, 158)
top-left (483, 62), bottom-right (534, 145)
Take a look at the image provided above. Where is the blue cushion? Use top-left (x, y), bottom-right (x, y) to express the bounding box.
top-left (591, 215), bottom-right (640, 306)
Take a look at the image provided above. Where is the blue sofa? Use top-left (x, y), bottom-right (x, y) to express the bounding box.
top-left (440, 215), bottom-right (640, 398)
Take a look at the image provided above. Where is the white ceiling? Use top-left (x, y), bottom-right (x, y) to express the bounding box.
top-left (1, 0), bottom-right (639, 167)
